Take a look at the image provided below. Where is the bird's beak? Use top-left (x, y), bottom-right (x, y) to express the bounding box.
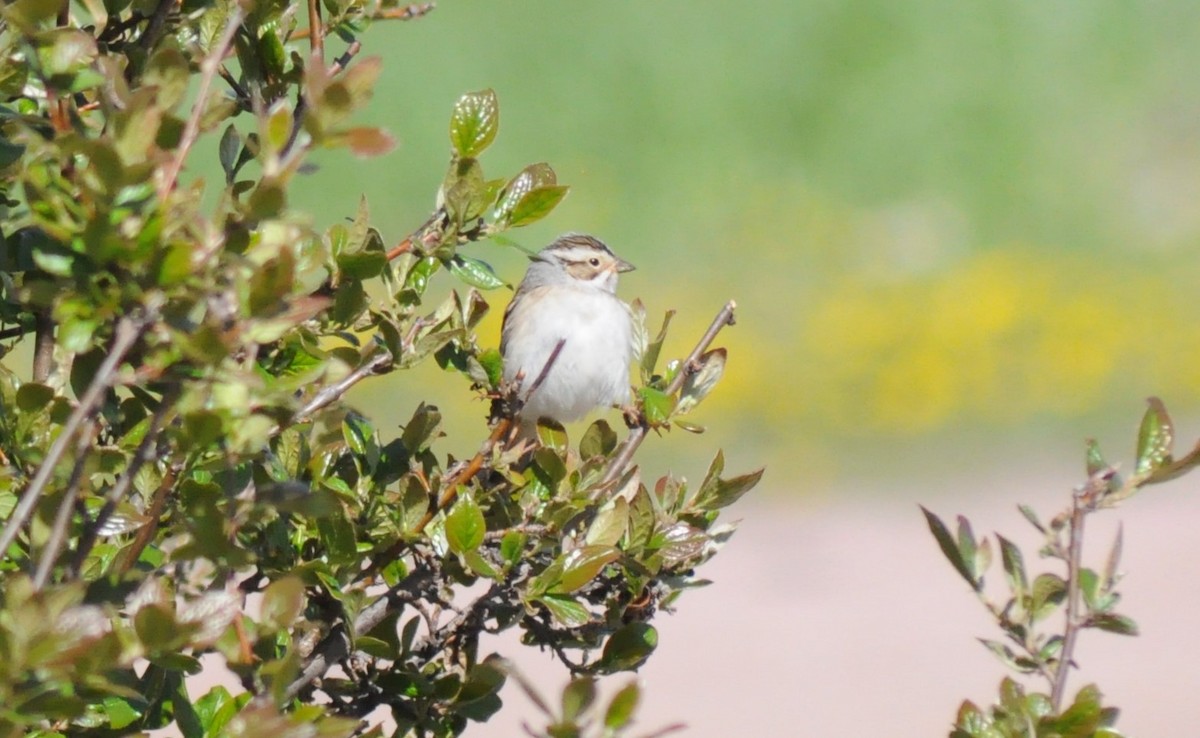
top-left (615, 257), bottom-right (636, 273)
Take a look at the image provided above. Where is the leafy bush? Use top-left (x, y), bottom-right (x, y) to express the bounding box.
top-left (925, 398), bottom-right (1200, 737)
top-left (0, 2), bottom-right (760, 735)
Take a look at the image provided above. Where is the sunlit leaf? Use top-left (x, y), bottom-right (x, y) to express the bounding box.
top-left (1135, 397), bottom-right (1173, 477)
top-left (449, 88), bottom-right (499, 157)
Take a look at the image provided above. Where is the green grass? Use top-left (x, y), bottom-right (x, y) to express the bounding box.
top-left (256, 1), bottom-right (1200, 482)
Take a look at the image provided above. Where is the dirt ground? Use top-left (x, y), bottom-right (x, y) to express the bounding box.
top-left (489, 468), bottom-right (1200, 736)
top-left (182, 465), bottom-right (1200, 736)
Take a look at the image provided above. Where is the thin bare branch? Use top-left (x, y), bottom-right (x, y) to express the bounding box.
top-left (284, 568), bottom-right (435, 701)
top-left (115, 463), bottom-right (179, 575)
top-left (306, 0), bottom-right (324, 64)
top-left (296, 350), bottom-right (392, 419)
top-left (600, 300), bottom-right (737, 486)
top-left (135, 0), bottom-right (176, 53)
top-left (156, 3), bottom-right (246, 201)
top-left (0, 311), bottom-right (151, 557)
top-left (328, 40), bottom-right (361, 76)
top-left (32, 310), bottom-right (54, 383)
top-left (32, 421), bottom-right (97, 589)
top-left (0, 323), bottom-right (30, 341)
top-left (70, 391), bottom-right (175, 575)
top-left (1050, 482), bottom-right (1094, 710)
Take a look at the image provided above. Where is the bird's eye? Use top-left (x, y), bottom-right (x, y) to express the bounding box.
top-left (588, 257), bottom-right (601, 267)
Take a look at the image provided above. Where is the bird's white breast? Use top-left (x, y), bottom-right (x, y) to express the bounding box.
top-left (502, 284), bottom-right (633, 424)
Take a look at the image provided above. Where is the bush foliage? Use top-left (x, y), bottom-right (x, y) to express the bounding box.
top-left (0, 2), bottom-right (760, 735)
top-left (925, 397), bottom-right (1200, 737)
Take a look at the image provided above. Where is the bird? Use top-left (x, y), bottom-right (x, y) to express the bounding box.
top-left (500, 233), bottom-right (635, 436)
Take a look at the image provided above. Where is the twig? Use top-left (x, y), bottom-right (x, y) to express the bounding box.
top-left (424, 339), bottom-right (565, 525)
top-left (135, 0), bottom-right (176, 53)
top-left (0, 324), bottom-right (29, 341)
top-left (283, 568), bottom-right (435, 701)
top-left (387, 209), bottom-right (447, 262)
top-left (115, 463), bottom-right (179, 575)
top-left (1050, 484), bottom-right (1092, 710)
top-left (0, 313), bottom-right (149, 558)
top-left (296, 351), bottom-right (392, 419)
top-left (32, 311), bottom-right (54, 383)
top-left (31, 421), bottom-right (97, 589)
top-left (306, 0), bottom-right (324, 64)
top-left (599, 300), bottom-right (737, 486)
top-left (375, 3), bottom-right (436, 21)
top-left (156, 3), bottom-right (246, 201)
top-left (328, 40), bottom-right (361, 76)
top-left (359, 340), bottom-right (566, 583)
top-left (69, 393), bottom-right (174, 575)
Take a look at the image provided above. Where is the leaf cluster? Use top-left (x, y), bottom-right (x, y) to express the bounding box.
top-left (924, 397), bottom-right (1200, 737)
top-left (0, 5), bottom-right (759, 737)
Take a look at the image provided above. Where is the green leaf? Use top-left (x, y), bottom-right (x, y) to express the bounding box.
top-left (449, 89), bottom-right (499, 157)
top-left (585, 497), bottom-right (628, 547)
top-left (693, 451), bottom-right (763, 510)
top-left (599, 623), bottom-right (657, 673)
top-left (500, 530), bottom-right (526, 566)
top-left (494, 163), bottom-right (557, 220)
top-left (260, 576), bottom-right (305, 632)
top-left (144, 45), bottom-right (190, 110)
top-left (1135, 397), bottom-right (1173, 476)
top-left (505, 184), bottom-right (570, 228)
top-left (445, 493), bottom-right (486, 554)
top-left (676, 347), bottom-right (726, 415)
top-left (477, 348), bottom-right (504, 388)
top-left (561, 677), bottom-right (596, 722)
top-left (549, 545), bottom-right (620, 594)
top-left (1030, 573), bottom-right (1066, 621)
top-left (921, 507), bottom-right (980, 591)
top-left (539, 594), bottom-right (590, 628)
top-left (978, 638), bottom-right (1039, 674)
top-left (638, 386), bottom-right (676, 425)
top-left (997, 534), bottom-right (1027, 597)
top-left (337, 249), bottom-right (388, 280)
top-left (535, 422), bottom-right (568, 454)
top-left (317, 513), bottom-right (358, 566)
top-left (1090, 612), bottom-right (1139, 636)
top-left (955, 515), bottom-right (977, 582)
top-left (463, 549), bottom-right (500, 579)
top-left (580, 419), bottom-right (618, 460)
top-left (604, 682), bottom-right (640, 730)
top-left (640, 309), bottom-right (674, 381)
top-left (15, 382), bottom-right (54, 412)
top-left (448, 255), bottom-right (506, 290)
top-left (401, 403), bottom-right (443, 453)
top-left (1018, 503), bottom-right (1046, 534)
top-left (219, 124), bottom-right (242, 183)
top-left (102, 696), bottom-right (142, 730)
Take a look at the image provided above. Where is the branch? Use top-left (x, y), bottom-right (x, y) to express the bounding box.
top-left (135, 0), bottom-right (176, 54)
top-left (1050, 480), bottom-right (1096, 710)
top-left (156, 3), bottom-right (246, 201)
top-left (283, 568), bottom-right (435, 701)
top-left (599, 300), bottom-right (737, 486)
top-left (0, 323), bottom-right (30, 341)
top-left (357, 340), bottom-right (565, 584)
top-left (0, 311), bottom-right (151, 558)
top-left (295, 350), bottom-right (392, 419)
top-left (31, 421), bottom-right (96, 589)
top-left (32, 310), bottom-right (54, 383)
top-left (115, 463), bottom-right (179, 575)
top-left (387, 208), bottom-right (447, 262)
top-left (69, 391), bottom-right (175, 576)
top-left (306, 0), bottom-right (324, 64)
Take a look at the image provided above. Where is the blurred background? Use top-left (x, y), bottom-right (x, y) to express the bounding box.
top-left (273, 1), bottom-right (1200, 734)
